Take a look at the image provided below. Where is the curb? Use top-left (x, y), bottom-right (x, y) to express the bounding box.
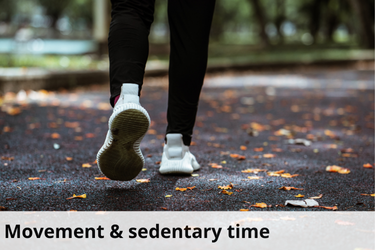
top-left (0, 59), bottom-right (373, 93)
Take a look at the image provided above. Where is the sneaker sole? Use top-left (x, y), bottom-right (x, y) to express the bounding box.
top-left (97, 107), bottom-right (149, 181)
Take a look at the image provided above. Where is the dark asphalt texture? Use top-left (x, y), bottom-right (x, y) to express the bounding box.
top-left (0, 69), bottom-right (374, 211)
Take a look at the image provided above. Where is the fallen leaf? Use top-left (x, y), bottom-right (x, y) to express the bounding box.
top-left (210, 163), bottom-right (223, 169)
top-left (247, 176), bottom-right (261, 180)
top-left (363, 163), bottom-right (373, 168)
top-left (326, 165), bottom-right (350, 174)
top-left (335, 220), bottom-right (354, 226)
top-left (315, 205), bottom-right (338, 210)
top-left (82, 163), bottom-right (92, 168)
top-left (309, 194), bottom-right (323, 199)
top-left (74, 136), bottom-right (83, 141)
top-left (161, 207), bottom-right (167, 210)
top-left (187, 186), bottom-right (196, 190)
top-left (263, 154), bottom-right (275, 158)
top-left (241, 168), bottom-right (267, 173)
top-left (148, 129), bottom-right (157, 135)
top-left (279, 186), bottom-right (303, 191)
top-left (51, 133), bottom-right (60, 139)
top-left (240, 145), bottom-right (247, 150)
top-left (209, 179), bottom-right (218, 181)
top-left (28, 177), bottom-right (41, 180)
top-left (240, 209), bottom-right (249, 211)
top-left (6, 198), bottom-right (17, 201)
top-left (191, 174), bottom-right (199, 177)
top-left (361, 194), bottom-right (375, 197)
top-left (6, 107), bottom-right (21, 116)
top-left (165, 195), bottom-right (172, 198)
top-left (254, 147), bottom-right (264, 152)
top-left (1, 156), bottom-right (14, 161)
top-left (272, 148), bottom-right (283, 152)
top-left (280, 173), bottom-right (299, 178)
top-left (66, 194), bottom-right (86, 200)
top-left (175, 187), bottom-right (187, 192)
top-left (95, 177), bottom-right (110, 180)
top-left (218, 184), bottom-right (233, 190)
top-left (285, 199), bottom-right (319, 208)
top-left (221, 190), bottom-right (233, 195)
top-left (0, 206), bottom-right (8, 211)
top-left (65, 157), bottom-right (73, 161)
top-left (267, 170), bottom-right (285, 176)
top-left (295, 194), bottom-right (305, 198)
top-left (85, 133), bottom-right (95, 138)
top-left (136, 179), bottom-right (150, 183)
top-left (250, 203), bottom-right (267, 208)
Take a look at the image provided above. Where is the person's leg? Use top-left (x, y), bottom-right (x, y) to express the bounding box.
top-left (97, 0), bottom-right (154, 181)
top-left (159, 0), bottom-right (215, 174)
top-left (108, 0), bottom-right (155, 107)
top-left (166, 0), bottom-right (216, 146)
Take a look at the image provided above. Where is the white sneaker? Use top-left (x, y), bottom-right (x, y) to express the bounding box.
top-left (159, 133), bottom-right (200, 174)
top-left (97, 84), bottom-right (150, 181)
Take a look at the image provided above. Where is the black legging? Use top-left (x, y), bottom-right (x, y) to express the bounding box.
top-left (108, 0), bottom-right (216, 146)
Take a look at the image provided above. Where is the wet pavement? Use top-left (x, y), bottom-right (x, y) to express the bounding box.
top-left (0, 69), bottom-right (374, 211)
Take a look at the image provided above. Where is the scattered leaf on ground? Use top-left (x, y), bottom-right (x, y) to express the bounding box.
top-left (250, 203), bottom-right (268, 208)
top-left (136, 179), bottom-right (150, 183)
top-left (221, 190), bottom-right (233, 195)
top-left (82, 163), bottom-right (92, 168)
top-left (240, 209), bottom-right (249, 211)
top-left (247, 176), bottom-right (262, 180)
top-left (363, 163), bottom-right (373, 168)
top-left (295, 194), bottom-right (305, 198)
top-left (326, 165), bottom-right (350, 174)
top-left (218, 184), bottom-right (233, 190)
top-left (279, 186), bottom-right (303, 191)
top-left (66, 194), bottom-right (86, 200)
top-left (95, 177), bottom-right (110, 180)
top-left (51, 133), bottom-right (60, 139)
top-left (315, 205), bottom-right (338, 210)
top-left (361, 194), bottom-right (375, 197)
top-left (309, 194), bottom-right (323, 199)
top-left (254, 147), bottom-right (264, 152)
top-left (1, 156), bottom-right (14, 161)
top-left (0, 206), bottom-right (7, 211)
top-left (267, 170), bottom-right (285, 176)
top-left (161, 207), bottom-right (167, 210)
top-left (281, 173), bottom-right (299, 178)
top-left (240, 145), bottom-right (247, 150)
top-left (175, 187), bottom-right (187, 192)
top-left (210, 163), bottom-right (223, 169)
top-left (187, 186), bottom-right (196, 190)
top-left (28, 177), bottom-right (41, 180)
top-left (191, 174), bottom-right (199, 177)
top-left (65, 157), bottom-right (73, 161)
top-left (242, 168), bottom-right (267, 173)
top-left (165, 195), bottom-right (172, 198)
top-left (263, 154), bottom-right (275, 158)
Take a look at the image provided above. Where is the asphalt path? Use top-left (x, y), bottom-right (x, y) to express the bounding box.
top-left (0, 69), bottom-right (374, 211)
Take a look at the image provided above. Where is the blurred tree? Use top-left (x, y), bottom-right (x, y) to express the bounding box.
top-left (37, 0), bottom-right (72, 30)
top-left (0, 0), bottom-right (16, 23)
top-left (348, 0), bottom-right (374, 49)
top-left (64, 0), bottom-right (93, 29)
top-left (248, 0), bottom-right (269, 46)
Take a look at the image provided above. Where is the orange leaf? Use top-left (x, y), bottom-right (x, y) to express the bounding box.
top-left (161, 207), bottom-right (168, 210)
top-left (281, 173), bottom-right (299, 178)
top-left (315, 205), bottom-right (337, 210)
top-left (267, 170), bottom-right (285, 176)
top-left (66, 194), bottom-right (86, 200)
top-left (326, 165), bottom-right (350, 174)
top-left (51, 133), bottom-right (60, 139)
top-left (175, 187), bottom-right (187, 192)
top-left (221, 190), bottom-right (233, 195)
top-left (65, 157), bottom-right (73, 161)
top-left (82, 163), bottom-right (92, 168)
top-left (240, 209), bottom-right (249, 211)
top-left (250, 203), bottom-right (267, 208)
top-left (237, 155), bottom-right (246, 160)
top-left (247, 176), bottom-right (261, 180)
top-left (272, 148), bottom-right (283, 152)
top-left (279, 186), bottom-right (303, 191)
top-left (187, 186), bottom-right (196, 190)
top-left (74, 136), bottom-right (83, 141)
top-left (230, 154), bottom-right (239, 158)
top-left (218, 184), bottom-right (233, 190)
top-left (1, 156), bottom-right (14, 161)
top-left (309, 194), bottom-right (323, 199)
top-left (241, 168), bottom-right (267, 173)
top-left (148, 129), bottom-right (157, 135)
top-left (95, 177), bottom-right (110, 180)
top-left (263, 154), bottom-right (275, 158)
top-left (254, 147), bottom-right (264, 152)
top-left (136, 179), bottom-right (150, 183)
top-left (363, 163), bottom-right (373, 168)
top-left (85, 133), bottom-right (95, 138)
top-left (28, 177), bottom-right (41, 180)
top-left (210, 163), bottom-right (223, 169)
top-left (361, 194), bottom-right (375, 197)
top-left (295, 194), bottom-right (305, 198)
top-left (240, 145), bottom-right (247, 150)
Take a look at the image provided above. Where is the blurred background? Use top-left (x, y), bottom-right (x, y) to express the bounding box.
top-left (0, 0), bottom-right (373, 71)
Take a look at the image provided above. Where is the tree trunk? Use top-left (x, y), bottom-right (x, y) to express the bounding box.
top-left (348, 0), bottom-right (374, 49)
top-left (309, 0), bottom-right (322, 43)
top-left (248, 0), bottom-right (270, 47)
